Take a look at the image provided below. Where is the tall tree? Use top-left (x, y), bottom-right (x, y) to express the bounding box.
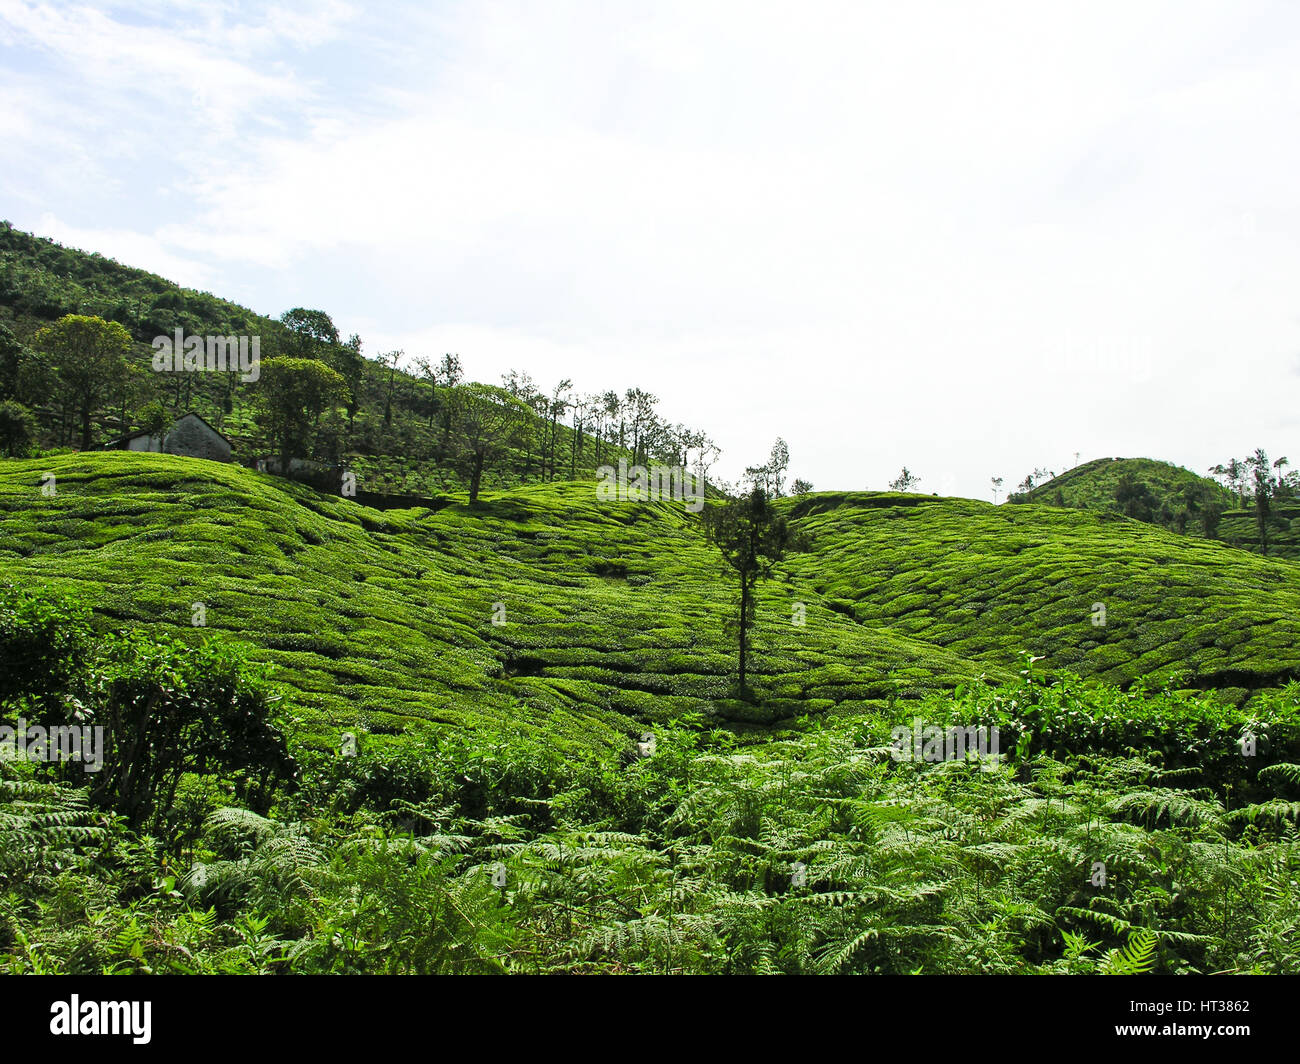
top-left (0, 322), bottom-right (26, 402)
top-left (335, 333), bottom-right (365, 429)
top-left (453, 384), bottom-right (529, 502)
top-left (1210, 459), bottom-right (1249, 507)
top-left (379, 349), bottom-right (403, 427)
top-left (545, 378), bottom-right (572, 480)
top-left (624, 387), bottom-right (658, 466)
top-left (279, 308), bottom-right (340, 355)
top-left (34, 314), bottom-right (132, 449)
top-left (766, 438), bottom-right (790, 497)
top-left (255, 357), bottom-right (347, 473)
top-left (702, 487), bottom-right (794, 696)
top-left (1246, 448), bottom-right (1275, 555)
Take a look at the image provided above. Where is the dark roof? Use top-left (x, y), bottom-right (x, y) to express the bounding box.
top-left (174, 411), bottom-right (233, 445)
top-left (102, 412), bottom-right (233, 451)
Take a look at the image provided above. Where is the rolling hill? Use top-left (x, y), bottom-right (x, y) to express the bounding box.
top-left (1019, 457), bottom-right (1231, 519)
top-left (4, 454), bottom-right (1299, 760)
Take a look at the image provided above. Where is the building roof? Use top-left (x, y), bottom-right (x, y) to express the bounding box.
top-left (172, 411), bottom-right (234, 445)
top-left (102, 411), bottom-right (233, 450)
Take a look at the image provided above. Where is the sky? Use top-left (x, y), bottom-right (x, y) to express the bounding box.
top-left (2, 0), bottom-right (1298, 497)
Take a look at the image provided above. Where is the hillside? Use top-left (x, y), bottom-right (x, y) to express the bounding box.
top-left (0, 453), bottom-right (995, 754)
top-left (1021, 456), bottom-right (1300, 561)
top-left (0, 222), bottom-right (701, 501)
top-left (783, 491), bottom-right (1300, 695)
top-left (4, 455), bottom-right (1299, 760)
top-left (1019, 457), bottom-right (1232, 524)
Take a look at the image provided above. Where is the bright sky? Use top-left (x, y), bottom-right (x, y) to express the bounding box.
top-left (2, 0), bottom-right (1297, 496)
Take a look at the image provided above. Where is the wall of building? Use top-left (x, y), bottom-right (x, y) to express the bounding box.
top-left (164, 416), bottom-right (231, 463)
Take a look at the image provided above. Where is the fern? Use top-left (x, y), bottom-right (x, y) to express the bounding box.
top-left (1100, 928), bottom-right (1159, 974)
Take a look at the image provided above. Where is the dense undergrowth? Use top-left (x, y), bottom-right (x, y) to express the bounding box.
top-left (4, 666), bottom-right (1298, 974)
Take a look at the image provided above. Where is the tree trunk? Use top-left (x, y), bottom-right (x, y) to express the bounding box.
top-left (738, 573), bottom-right (751, 693)
top-left (469, 452), bottom-right (485, 502)
top-left (79, 405), bottom-right (92, 450)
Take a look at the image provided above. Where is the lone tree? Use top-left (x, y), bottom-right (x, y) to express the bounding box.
top-left (889, 466), bottom-right (921, 492)
top-left (34, 314), bottom-right (132, 449)
top-left (702, 486), bottom-right (793, 696)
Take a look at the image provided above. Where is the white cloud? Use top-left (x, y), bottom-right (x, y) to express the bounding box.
top-left (3, 0), bottom-right (1298, 491)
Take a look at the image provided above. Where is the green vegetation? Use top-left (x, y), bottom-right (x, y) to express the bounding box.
top-left (1021, 455), bottom-right (1300, 561)
top-left (0, 224), bottom-right (716, 507)
top-left (2, 226), bottom-right (1298, 976)
top-left (1017, 458), bottom-right (1232, 532)
top-left (4, 601), bottom-right (1299, 973)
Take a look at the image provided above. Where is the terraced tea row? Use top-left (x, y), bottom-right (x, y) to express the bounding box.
top-left (0, 455), bottom-right (992, 751)
top-left (782, 491), bottom-right (1300, 692)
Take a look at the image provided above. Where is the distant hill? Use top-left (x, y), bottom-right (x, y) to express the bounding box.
top-left (1016, 457), bottom-right (1232, 528)
top-left (1016, 456), bottom-right (1299, 560)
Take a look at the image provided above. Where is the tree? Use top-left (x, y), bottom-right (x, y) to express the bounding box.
top-left (991, 476), bottom-right (1004, 504)
top-left (34, 314), bottom-right (132, 449)
top-left (599, 390), bottom-right (621, 464)
top-left (624, 388), bottom-right (659, 466)
top-left (767, 438), bottom-right (790, 497)
top-left (1182, 482), bottom-right (1224, 538)
top-left (0, 322), bottom-right (26, 401)
top-left (379, 349), bottom-right (403, 427)
top-left (501, 369), bottom-right (544, 475)
top-left (452, 383), bottom-right (529, 502)
top-left (791, 478), bottom-right (813, 496)
top-left (1273, 456), bottom-right (1291, 500)
top-left (255, 357), bottom-right (348, 473)
top-left (692, 434), bottom-right (721, 485)
top-left (702, 487), bottom-right (794, 696)
top-left (1246, 448), bottom-right (1275, 555)
top-left (136, 399), bottom-right (169, 438)
top-left (335, 333), bottom-right (365, 428)
top-left (1114, 474), bottom-right (1156, 521)
top-left (745, 438), bottom-right (791, 497)
top-left (437, 353), bottom-right (463, 390)
top-left (889, 467), bottom-right (921, 492)
top-left (0, 399), bottom-right (36, 457)
top-left (432, 354), bottom-right (464, 457)
top-left (86, 632), bottom-right (296, 828)
top-left (544, 378), bottom-right (572, 480)
top-left (1209, 459), bottom-right (1249, 508)
top-left (279, 308), bottom-right (340, 355)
